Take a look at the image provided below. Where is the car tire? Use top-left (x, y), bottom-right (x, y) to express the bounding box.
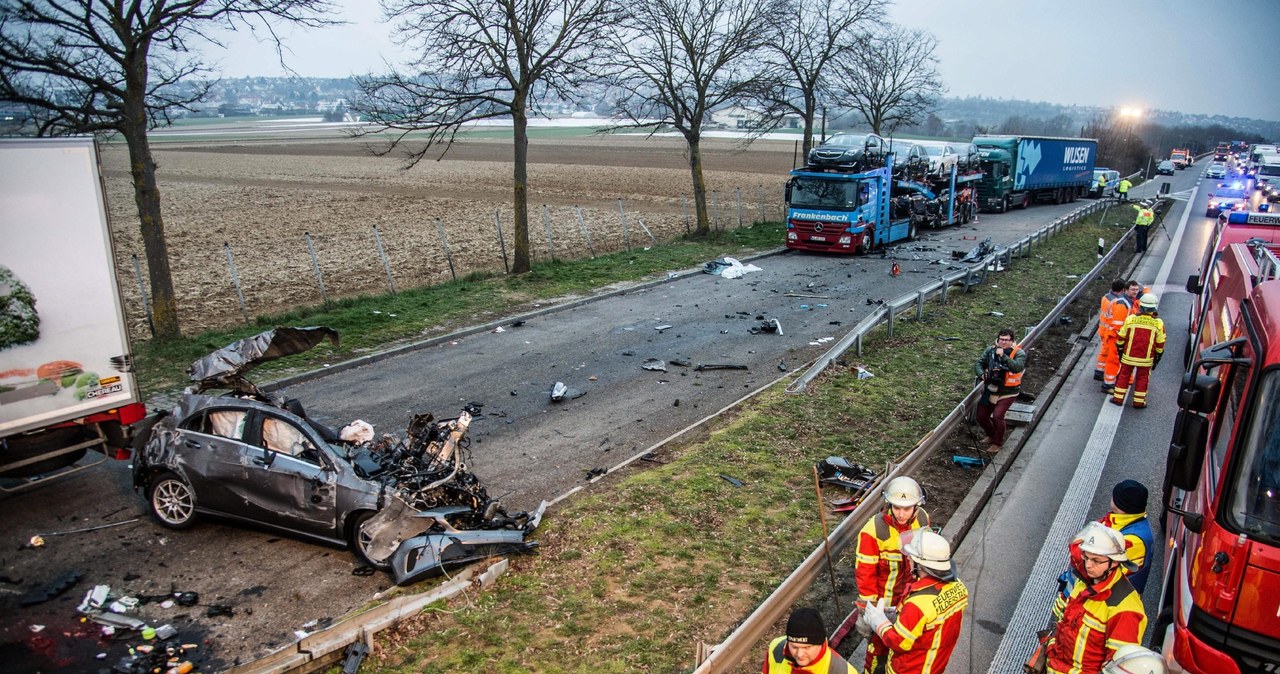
top-left (349, 510), bottom-right (391, 571)
top-left (148, 470), bottom-right (197, 530)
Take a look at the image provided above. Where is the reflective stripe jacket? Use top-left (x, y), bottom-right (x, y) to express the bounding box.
top-left (1100, 511), bottom-right (1155, 594)
top-left (856, 510), bottom-right (930, 605)
top-left (1132, 205), bottom-right (1154, 226)
top-left (878, 576), bottom-right (969, 674)
top-left (1117, 179), bottom-right (1131, 194)
top-left (1047, 568), bottom-right (1146, 674)
top-left (1115, 314), bottom-right (1165, 366)
top-left (1098, 292), bottom-right (1127, 338)
top-left (763, 637), bottom-right (857, 674)
top-left (973, 345), bottom-right (1026, 394)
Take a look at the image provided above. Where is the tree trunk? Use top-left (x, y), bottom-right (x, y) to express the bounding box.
top-left (510, 96), bottom-right (531, 274)
top-left (122, 59), bottom-right (180, 339)
top-left (686, 134), bottom-right (710, 235)
top-left (801, 93), bottom-right (817, 156)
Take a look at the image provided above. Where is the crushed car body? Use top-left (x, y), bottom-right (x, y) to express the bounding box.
top-left (133, 327), bottom-right (543, 585)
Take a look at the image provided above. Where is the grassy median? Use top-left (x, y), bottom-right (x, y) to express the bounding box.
top-left (346, 210), bottom-right (1134, 674)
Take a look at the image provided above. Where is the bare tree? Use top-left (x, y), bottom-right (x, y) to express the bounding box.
top-left (605, 0), bottom-right (784, 235)
top-left (765, 0), bottom-right (884, 154)
top-left (833, 24), bottom-right (945, 136)
top-left (349, 0), bottom-right (612, 275)
top-left (0, 0), bottom-right (336, 340)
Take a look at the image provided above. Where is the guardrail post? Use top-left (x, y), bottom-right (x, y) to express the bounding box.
top-left (916, 289), bottom-right (926, 320)
top-left (887, 303), bottom-right (896, 338)
top-left (964, 268), bottom-right (974, 293)
top-left (855, 333), bottom-right (862, 357)
top-left (939, 277), bottom-right (949, 305)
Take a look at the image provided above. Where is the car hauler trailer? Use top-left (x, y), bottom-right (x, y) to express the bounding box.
top-left (784, 157), bottom-right (982, 254)
top-left (973, 135), bottom-right (1097, 212)
top-left (1159, 239), bottom-right (1280, 674)
top-left (0, 138), bottom-right (146, 485)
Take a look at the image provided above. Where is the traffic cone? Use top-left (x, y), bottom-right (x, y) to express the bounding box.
top-left (890, 260), bottom-right (901, 277)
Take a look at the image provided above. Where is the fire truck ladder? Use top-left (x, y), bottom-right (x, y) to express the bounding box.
top-left (1249, 238), bottom-right (1280, 282)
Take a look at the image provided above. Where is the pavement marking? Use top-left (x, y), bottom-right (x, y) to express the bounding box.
top-left (984, 186), bottom-right (1198, 673)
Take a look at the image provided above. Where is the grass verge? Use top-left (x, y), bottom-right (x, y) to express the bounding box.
top-left (356, 211), bottom-right (1126, 674)
top-left (134, 224), bottom-right (785, 397)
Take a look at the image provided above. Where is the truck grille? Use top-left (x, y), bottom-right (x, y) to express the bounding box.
top-left (1188, 607), bottom-right (1280, 674)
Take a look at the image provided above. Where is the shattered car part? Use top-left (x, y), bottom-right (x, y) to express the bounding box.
top-left (385, 501), bottom-right (547, 586)
top-left (817, 457), bottom-right (878, 491)
top-left (134, 327), bottom-right (539, 579)
top-left (642, 359), bottom-right (667, 372)
top-left (695, 363), bottom-right (749, 371)
top-left (550, 382), bottom-right (568, 401)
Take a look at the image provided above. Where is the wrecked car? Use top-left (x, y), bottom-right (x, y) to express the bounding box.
top-left (133, 327), bottom-right (542, 585)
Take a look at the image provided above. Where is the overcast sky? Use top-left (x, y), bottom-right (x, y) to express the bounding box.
top-left (207, 0), bottom-right (1280, 123)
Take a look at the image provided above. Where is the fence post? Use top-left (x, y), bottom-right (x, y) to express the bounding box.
top-left (372, 225), bottom-right (396, 294)
top-left (758, 186), bottom-right (765, 225)
top-left (682, 195), bottom-right (691, 235)
top-left (130, 254), bottom-right (154, 337)
top-left (495, 209), bottom-right (509, 273)
top-left (223, 242), bottom-right (251, 324)
top-left (575, 206), bottom-right (595, 258)
top-left (436, 218), bottom-right (457, 281)
top-left (304, 232), bottom-right (329, 307)
top-left (712, 191), bottom-right (720, 230)
top-left (736, 188), bottom-right (743, 228)
top-left (542, 204), bottom-right (556, 262)
top-left (618, 198), bottom-right (632, 252)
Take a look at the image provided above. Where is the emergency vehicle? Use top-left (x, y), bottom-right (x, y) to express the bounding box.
top-left (1159, 239), bottom-right (1280, 673)
top-left (1185, 210), bottom-right (1280, 365)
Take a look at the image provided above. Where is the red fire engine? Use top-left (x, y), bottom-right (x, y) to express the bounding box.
top-left (1159, 239), bottom-right (1280, 673)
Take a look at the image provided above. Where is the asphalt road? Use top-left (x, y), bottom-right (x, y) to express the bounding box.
top-left (0, 193), bottom-right (1105, 672)
top-left (944, 158), bottom-right (1220, 673)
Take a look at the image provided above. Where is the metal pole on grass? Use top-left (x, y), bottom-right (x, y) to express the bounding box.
top-left (435, 218), bottom-right (457, 281)
top-left (542, 204), bottom-right (555, 262)
top-left (636, 218), bottom-right (657, 247)
top-left (372, 225), bottom-right (396, 293)
top-left (304, 232), bottom-right (329, 307)
top-left (618, 198), bottom-right (632, 252)
top-left (495, 209), bottom-right (509, 273)
top-left (130, 254), bottom-right (154, 337)
top-left (223, 242), bottom-right (251, 324)
top-left (575, 206), bottom-right (595, 258)
top-left (758, 186), bottom-right (765, 225)
top-left (736, 188), bottom-right (743, 228)
top-left (812, 466), bottom-right (843, 616)
top-left (682, 195), bottom-right (690, 235)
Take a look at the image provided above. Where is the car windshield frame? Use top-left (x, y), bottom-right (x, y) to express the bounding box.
top-left (820, 134), bottom-right (868, 148)
top-left (1225, 367), bottom-right (1280, 545)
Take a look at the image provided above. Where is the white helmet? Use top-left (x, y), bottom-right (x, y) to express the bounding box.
top-left (1075, 522), bottom-right (1131, 564)
top-left (1102, 645), bottom-right (1166, 674)
top-left (900, 529), bottom-right (956, 581)
top-left (1139, 293), bottom-right (1159, 310)
top-left (883, 476), bottom-right (925, 508)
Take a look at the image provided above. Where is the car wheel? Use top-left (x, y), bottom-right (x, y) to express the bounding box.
top-left (148, 470), bottom-right (197, 530)
top-left (349, 510), bottom-right (391, 571)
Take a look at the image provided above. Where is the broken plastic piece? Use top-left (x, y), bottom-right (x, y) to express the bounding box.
top-left (654, 324), bottom-right (672, 332)
top-left (79, 584), bottom-right (110, 612)
top-left (987, 311), bottom-right (1005, 317)
top-left (550, 382), bottom-right (568, 401)
top-left (155, 624), bottom-right (177, 640)
top-left (341, 641), bottom-right (370, 674)
top-left (642, 359), bottom-right (667, 372)
top-left (855, 367), bottom-right (874, 380)
top-left (952, 456), bottom-right (986, 468)
top-left (719, 474), bottom-right (745, 488)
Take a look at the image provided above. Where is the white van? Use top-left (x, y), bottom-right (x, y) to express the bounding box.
top-left (1255, 154), bottom-right (1280, 189)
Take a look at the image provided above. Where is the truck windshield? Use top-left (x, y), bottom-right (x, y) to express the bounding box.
top-left (1228, 368), bottom-right (1280, 545)
top-left (1257, 165), bottom-right (1280, 177)
top-left (789, 177), bottom-right (864, 211)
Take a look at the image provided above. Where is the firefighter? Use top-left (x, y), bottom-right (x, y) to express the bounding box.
top-left (1116, 177), bottom-right (1132, 201)
top-left (1094, 279), bottom-right (1127, 386)
top-left (1047, 523), bottom-right (1147, 674)
top-left (1111, 294), bottom-right (1165, 408)
top-left (854, 476), bottom-right (929, 674)
top-left (1131, 201), bottom-right (1155, 253)
top-left (973, 329), bottom-right (1026, 452)
top-left (1101, 645), bottom-right (1167, 674)
top-left (860, 530), bottom-right (968, 674)
top-left (763, 607), bottom-right (858, 673)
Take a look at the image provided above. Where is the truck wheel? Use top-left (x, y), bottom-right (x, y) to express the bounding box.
top-left (998, 196), bottom-right (1009, 213)
top-left (1020, 193), bottom-right (1031, 209)
top-left (907, 221), bottom-right (918, 241)
top-left (349, 510), bottom-right (392, 571)
top-left (148, 470), bottom-right (197, 530)
top-left (858, 234), bottom-right (873, 255)
top-left (0, 426), bottom-right (89, 478)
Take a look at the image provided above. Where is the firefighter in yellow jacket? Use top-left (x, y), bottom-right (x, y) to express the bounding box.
top-left (1111, 294), bottom-right (1165, 408)
top-left (1131, 201), bottom-right (1155, 253)
top-left (855, 476), bottom-right (929, 673)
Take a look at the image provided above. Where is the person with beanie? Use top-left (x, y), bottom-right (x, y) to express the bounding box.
top-left (1100, 480), bottom-right (1155, 594)
top-left (763, 607), bottom-right (858, 673)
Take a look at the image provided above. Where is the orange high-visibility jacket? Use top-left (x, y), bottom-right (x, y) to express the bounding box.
top-left (1047, 569), bottom-right (1146, 674)
top-left (878, 576), bottom-right (969, 674)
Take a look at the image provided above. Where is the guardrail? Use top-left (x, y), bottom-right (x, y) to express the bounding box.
top-left (694, 198), bottom-right (1134, 673)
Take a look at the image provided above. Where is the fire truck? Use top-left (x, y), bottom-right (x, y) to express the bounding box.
top-left (1184, 210), bottom-right (1280, 365)
top-left (1158, 239), bottom-right (1280, 673)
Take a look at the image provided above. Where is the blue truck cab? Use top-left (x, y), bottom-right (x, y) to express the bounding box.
top-left (785, 155), bottom-right (982, 254)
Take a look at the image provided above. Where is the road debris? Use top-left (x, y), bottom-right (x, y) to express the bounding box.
top-left (642, 359), bottom-right (667, 372)
top-left (703, 256), bottom-right (762, 279)
top-left (748, 318), bottom-right (783, 335)
top-left (855, 367), bottom-right (874, 380)
top-left (694, 363), bottom-right (748, 371)
top-left (719, 474), bottom-right (745, 488)
top-left (654, 324), bottom-right (672, 332)
top-left (550, 382), bottom-right (568, 401)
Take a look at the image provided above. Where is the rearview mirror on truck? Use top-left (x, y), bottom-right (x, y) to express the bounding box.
top-left (1185, 274), bottom-right (1202, 295)
top-left (1176, 372), bottom-right (1222, 413)
top-left (1167, 410), bottom-right (1208, 492)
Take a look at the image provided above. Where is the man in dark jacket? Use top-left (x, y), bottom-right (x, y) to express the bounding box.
top-left (973, 329), bottom-right (1027, 452)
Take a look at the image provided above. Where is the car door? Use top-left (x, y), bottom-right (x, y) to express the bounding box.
top-left (173, 407), bottom-right (253, 515)
top-left (238, 411), bottom-right (339, 537)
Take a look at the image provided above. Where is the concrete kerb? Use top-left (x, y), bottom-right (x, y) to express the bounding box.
top-left (261, 246), bottom-right (793, 394)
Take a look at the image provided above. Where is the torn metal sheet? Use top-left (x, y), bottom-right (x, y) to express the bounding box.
top-left (695, 363), bottom-right (749, 371)
top-left (187, 326), bottom-right (338, 395)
